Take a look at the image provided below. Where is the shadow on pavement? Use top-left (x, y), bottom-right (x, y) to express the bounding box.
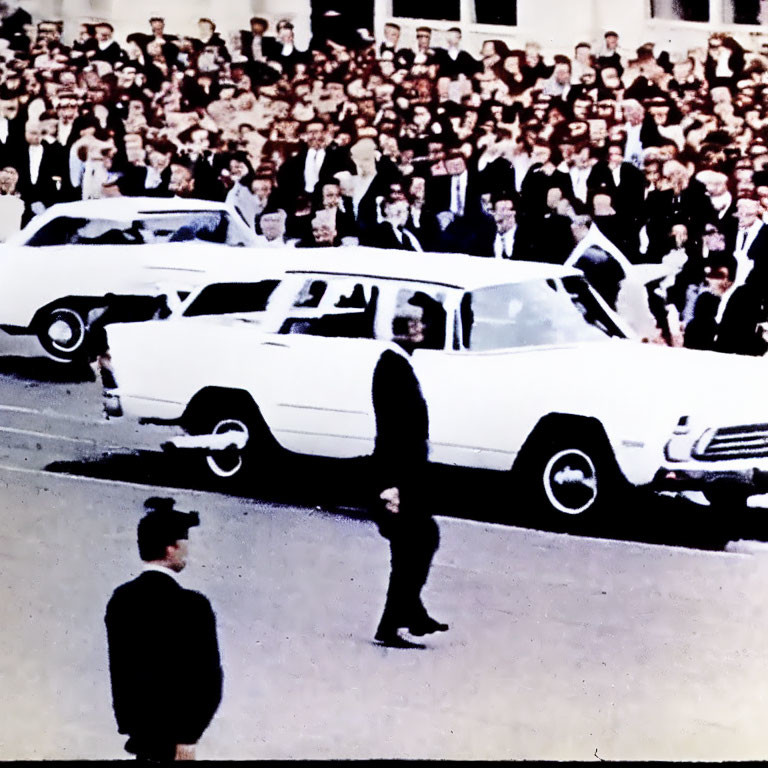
top-left (45, 449), bottom-right (765, 552)
top-left (0, 355), bottom-right (94, 384)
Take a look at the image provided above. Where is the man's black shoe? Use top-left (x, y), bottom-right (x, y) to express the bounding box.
top-left (374, 632), bottom-right (426, 649)
top-left (408, 619), bottom-right (450, 636)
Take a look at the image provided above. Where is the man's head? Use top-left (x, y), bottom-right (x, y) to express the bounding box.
top-left (445, 149), bottom-right (467, 176)
top-left (704, 252), bottom-right (736, 296)
top-left (303, 120), bottom-right (326, 150)
top-left (698, 169), bottom-right (730, 198)
top-left (24, 120), bottom-right (42, 145)
top-left (260, 209), bottom-right (286, 241)
top-left (383, 196), bottom-right (410, 228)
top-left (622, 99), bottom-right (645, 126)
top-left (250, 16), bottom-right (268, 35)
top-left (383, 22), bottom-right (400, 47)
top-left (415, 26), bottom-right (431, 50)
top-left (604, 31), bottom-right (619, 50)
top-left (311, 209), bottom-right (337, 245)
top-left (321, 180), bottom-right (341, 209)
top-left (149, 16), bottom-right (165, 35)
top-left (446, 27), bottom-right (462, 49)
top-left (95, 23), bottom-right (114, 43)
top-left (169, 158), bottom-right (195, 196)
top-left (0, 165), bottom-right (18, 194)
top-left (276, 19), bottom-right (294, 44)
top-left (736, 195), bottom-right (761, 229)
top-left (137, 497), bottom-right (200, 571)
top-left (492, 193), bottom-right (517, 233)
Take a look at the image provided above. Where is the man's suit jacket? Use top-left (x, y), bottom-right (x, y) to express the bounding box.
top-left (433, 48), bottom-right (481, 79)
top-left (424, 171), bottom-right (484, 221)
top-left (92, 41), bottom-right (126, 66)
top-left (105, 571), bottom-right (222, 754)
top-left (685, 285), bottom-right (767, 356)
top-left (471, 222), bottom-right (535, 261)
top-left (240, 31), bottom-right (278, 61)
top-left (361, 221), bottom-right (421, 250)
top-left (276, 145), bottom-right (349, 205)
top-left (586, 161), bottom-right (645, 217)
top-left (14, 144), bottom-right (66, 207)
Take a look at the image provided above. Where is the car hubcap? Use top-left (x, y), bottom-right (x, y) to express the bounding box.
top-left (206, 418), bottom-right (249, 478)
top-left (542, 448), bottom-right (598, 515)
top-left (46, 309), bottom-right (85, 353)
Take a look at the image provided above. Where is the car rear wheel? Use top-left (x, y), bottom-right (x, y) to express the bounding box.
top-left (515, 427), bottom-right (624, 531)
top-left (35, 306), bottom-right (89, 363)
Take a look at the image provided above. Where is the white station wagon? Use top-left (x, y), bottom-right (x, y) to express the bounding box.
top-left (0, 197), bottom-right (260, 362)
top-left (101, 248), bottom-right (768, 523)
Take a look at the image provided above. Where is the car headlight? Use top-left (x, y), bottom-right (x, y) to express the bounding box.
top-left (664, 415), bottom-right (694, 462)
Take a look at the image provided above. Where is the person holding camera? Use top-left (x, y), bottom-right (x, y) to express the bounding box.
top-left (105, 497), bottom-right (223, 761)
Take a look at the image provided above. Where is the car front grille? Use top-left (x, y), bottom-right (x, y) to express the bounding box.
top-left (694, 423), bottom-right (768, 460)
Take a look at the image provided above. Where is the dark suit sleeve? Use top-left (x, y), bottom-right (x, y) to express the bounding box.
top-left (175, 591), bottom-right (223, 745)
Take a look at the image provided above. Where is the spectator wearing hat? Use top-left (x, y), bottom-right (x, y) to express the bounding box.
top-left (105, 497), bottom-right (223, 763)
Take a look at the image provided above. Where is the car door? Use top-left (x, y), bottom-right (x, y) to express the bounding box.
top-left (256, 276), bottom-right (384, 458)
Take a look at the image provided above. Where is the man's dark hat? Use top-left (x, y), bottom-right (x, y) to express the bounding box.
top-left (141, 496), bottom-right (200, 541)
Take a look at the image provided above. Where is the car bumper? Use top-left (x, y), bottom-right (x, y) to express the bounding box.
top-left (654, 457), bottom-right (768, 492)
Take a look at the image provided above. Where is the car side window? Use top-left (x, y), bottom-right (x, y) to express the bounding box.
top-left (280, 279), bottom-right (378, 338)
top-left (183, 280), bottom-right (281, 317)
top-left (382, 287), bottom-right (448, 350)
top-left (25, 216), bottom-right (88, 246)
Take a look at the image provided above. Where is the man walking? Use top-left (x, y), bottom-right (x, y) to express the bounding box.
top-left (105, 497), bottom-right (223, 761)
top-left (371, 295), bottom-right (449, 649)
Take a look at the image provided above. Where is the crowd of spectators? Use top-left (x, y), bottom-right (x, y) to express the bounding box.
top-left (1, 3), bottom-right (768, 353)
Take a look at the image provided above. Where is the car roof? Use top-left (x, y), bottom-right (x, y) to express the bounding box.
top-left (277, 246), bottom-right (582, 291)
top-left (31, 197), bottom-right (235, 219)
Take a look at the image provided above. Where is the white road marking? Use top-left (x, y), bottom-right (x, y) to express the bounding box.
top-left (0, 426), bottom-right (95, 444)
top-left (0, 461), bottom-right (216, 498)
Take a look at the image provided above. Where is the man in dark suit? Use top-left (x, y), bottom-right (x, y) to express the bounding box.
top-left (362, 196), bottom-right (422, 250)
top-left (15, 120), bottom-right (66, 224)
top-left (267, 19), bottom-right (307, 78)
top-left (685, 251), bottom-right (768, 356)
top-left (433, 27), bottom-right (481, 80)
top-left (105, 497), bottom-right (223, 762)
top-left (92, 22), bottom-right (125, 66)
top-left (240, 16), bottom-right (278, 64)
top-left (276, 118), bottom-right (348, 207)
top-left (371, 296), bottom-right (449, 648)
top-left (472, 191), bottom-right (533, 260)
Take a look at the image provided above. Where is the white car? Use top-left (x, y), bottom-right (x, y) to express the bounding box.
top-left (102, 248), bottom-right (768, 523)
top-left (0, 197), bottom-right (263, 362)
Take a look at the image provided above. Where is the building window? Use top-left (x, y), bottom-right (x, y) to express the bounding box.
top-left (650, 0), bottom-right (710, 21)
top-left (392, 0), bottom-right (460, 20)
top-left (723, 0), bottom-right (765, 23)
top-left (475, 0), bottom-right (517, 25)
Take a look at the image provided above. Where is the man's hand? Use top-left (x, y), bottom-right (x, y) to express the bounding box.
top-left (379, 487), bottom-right (400, 514)
top-left (175, 744), bottom-right (196, 760)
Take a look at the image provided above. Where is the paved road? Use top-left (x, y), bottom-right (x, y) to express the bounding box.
top-left (1, 343), bottom-right (768, 760)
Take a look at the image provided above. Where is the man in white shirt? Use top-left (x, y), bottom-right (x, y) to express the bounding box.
top-left (568, 144), bottom-right (594, 205)
top-left (734, 196), bottom-right (768, 286)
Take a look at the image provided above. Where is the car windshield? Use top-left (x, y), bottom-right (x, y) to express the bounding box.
top-left (182, 280), bottom-right (281, 319)
top-left (461, 276), bottom-right (626, 351)
top-left (23, 212), bottom-right (257, 247)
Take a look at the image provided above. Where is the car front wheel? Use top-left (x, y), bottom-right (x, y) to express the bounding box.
top-left (515, 428), bottom-right (624, 530)
top-left (35, 306), bottom-right (89, 363)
